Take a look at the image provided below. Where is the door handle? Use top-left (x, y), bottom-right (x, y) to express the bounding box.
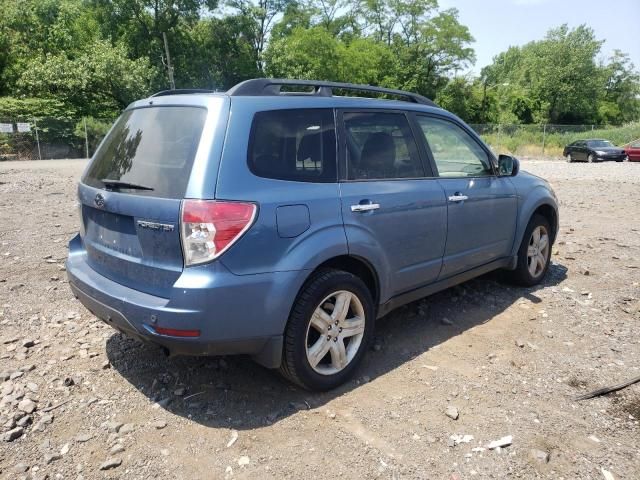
top-left (351, 203), bottom-right (380, 212)
top-left (448, 193), bottom-right (468, 202)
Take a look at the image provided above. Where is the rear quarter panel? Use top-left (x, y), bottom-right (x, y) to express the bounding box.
top-left (214, 97), bottom-right (348, 276)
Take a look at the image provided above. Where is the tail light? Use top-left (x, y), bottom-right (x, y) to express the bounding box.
top-left (181, 200), bottom-right (257, 266)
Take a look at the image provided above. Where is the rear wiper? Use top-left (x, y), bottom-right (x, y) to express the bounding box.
top-left (100, 179), bottom-right (154, 191)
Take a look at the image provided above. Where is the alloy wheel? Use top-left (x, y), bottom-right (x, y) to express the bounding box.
top-left (305, 290), bottom-right (366, 375)
top-left (527, 225), bottom-right (550, 278)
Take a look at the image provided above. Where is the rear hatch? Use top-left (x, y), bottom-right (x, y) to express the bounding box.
top-left (78, 100), bottom-right (225, 297)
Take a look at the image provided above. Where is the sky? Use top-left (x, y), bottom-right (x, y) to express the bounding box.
top-left (439, 0), bottom-right (640, 75)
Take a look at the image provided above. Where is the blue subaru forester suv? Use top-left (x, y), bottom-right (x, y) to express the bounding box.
top-left (67, 79), bottom-right (558, 391)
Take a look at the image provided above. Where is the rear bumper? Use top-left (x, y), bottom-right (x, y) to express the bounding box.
top-left (66, 234), bottom-right (309, 368)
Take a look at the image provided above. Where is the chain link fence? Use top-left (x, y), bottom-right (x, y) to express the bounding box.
top-left (0, 117), bottom-right (113, 161)
top-left (1, 118), bottom-right (638, 161)
top-left (470, 123), bottom-right (640, 159)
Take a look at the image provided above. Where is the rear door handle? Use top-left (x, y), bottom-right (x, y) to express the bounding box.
top-left (351, 203), bottom-right (380, 212)
top-left (448, 193), bottom-right (468, 203)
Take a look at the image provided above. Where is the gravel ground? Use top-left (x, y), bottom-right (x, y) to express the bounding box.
top-left (0, 159), bottom-right (639, 480)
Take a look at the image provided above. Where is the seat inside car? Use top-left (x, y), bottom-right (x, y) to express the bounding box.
top-left (358, 131), bottom-right (396, 178)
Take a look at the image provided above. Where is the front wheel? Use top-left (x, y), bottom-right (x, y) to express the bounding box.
top-left (588, 153), bottom-right (596, 163)
top-left (507, 214), bottom-right (552, 286)
top-left (279, 269), bottom-right (374, 391)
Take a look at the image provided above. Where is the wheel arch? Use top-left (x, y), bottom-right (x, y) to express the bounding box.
top-left (511, 189), bottom-right (559, 258)
top-left (302, 255), bottom-right (380, 309)
top-left (532, 203), bottom-right (558, 244)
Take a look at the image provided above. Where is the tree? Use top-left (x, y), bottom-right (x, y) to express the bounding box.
top-left (389, 7), bottom-right (475, 99)
top-left (0, 0), bottom-right (97, 94)
top-left (270, 2), bottom-right (313, 40)
top-left (481, 25), bottom-right (606, 124)
top-left (264, 27), bottom-right (342, 80)
top-left (227, 0), bottom-right (293, 71)
top-left (600, 50), bottom-right (640, 124)
top-left (435, 77), bottom-right (485, 123)
top-left (188, 15), bottom-right (260, 89)
top-left (266, 0), bottom-right (474, 101)
top-left (17, 41), bottom-right (154, 117)
top-left (90, 0), bottom-right (218, 88)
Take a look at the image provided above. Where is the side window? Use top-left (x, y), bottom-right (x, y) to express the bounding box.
top-left (632, 141), bottom-right (640, 148)
top-left (343, 112), bottom-right (424, 180)
top-left (416, 116), bottom-right (493, 178)
top-left (248, 109), bottom-right (336, 182)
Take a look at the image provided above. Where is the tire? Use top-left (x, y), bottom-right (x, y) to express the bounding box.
top-left (588, 153), bottom-right (595, 163)
top-left (507, 214), bottom-right (552, 287)
top-left (566, 153), bottom-right (573, 163)
top-left (279, 269), bottom-right (375, 391)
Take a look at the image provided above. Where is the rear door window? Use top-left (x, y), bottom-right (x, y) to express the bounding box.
top-left (83, 106), bottom-right (207, 198)
top-left (248, 109), bottom-right (336, 182)
top-left (343, 112), bottom-right (424, 180)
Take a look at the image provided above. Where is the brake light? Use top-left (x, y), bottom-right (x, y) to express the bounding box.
top-left (181, 200), bottom-right (256, 266)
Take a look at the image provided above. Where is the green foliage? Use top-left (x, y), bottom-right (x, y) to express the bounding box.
top-left (227, 0), bottom-right (295, 71)
top-left (435, 77), bottom-right (484, 123)
top-left (265, 0), bottom-right (474, 99)
top-left (0, 97), bottom-right (77, 120)
top-left (17, 41), bottom-right (154, 117)
top-left (481, 24), bottom-right (640, 125)
top-left (187, 15), bottom-right (260, 89)
top-left (90, 0), bottom-right (218, 86)
top-left (0, 0), bottom-right (638, 130)
top-left (74, 117), bottom-right (113, 155)
top-left (601, 50), bottom-right (640, 123)
top-left (265, 27), bottom-right (341, 80)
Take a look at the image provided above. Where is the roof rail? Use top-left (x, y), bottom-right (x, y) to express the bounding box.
top-left (226, 78), bottom-right (437, 107)
top-left (151, 89), bottom-right (216, 97)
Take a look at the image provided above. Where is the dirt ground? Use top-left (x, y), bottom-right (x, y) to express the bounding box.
top-left (0, 159), bottom-right (639, 480)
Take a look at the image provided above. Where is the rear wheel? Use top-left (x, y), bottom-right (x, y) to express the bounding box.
top-left (507, 214), bottom-right (552, 286)
top-left (566, 153), bottom-right (573, 163)
top-left (280, 269), bottom-right (374, 391)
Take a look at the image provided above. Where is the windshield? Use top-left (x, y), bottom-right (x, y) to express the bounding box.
top-left (83, 106), bottom-right (207, 198)
top-left (587, 140), bottom-right (614, 148)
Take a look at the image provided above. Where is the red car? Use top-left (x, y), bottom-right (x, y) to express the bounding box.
top-left (624, 140), bottom-right (640, 162)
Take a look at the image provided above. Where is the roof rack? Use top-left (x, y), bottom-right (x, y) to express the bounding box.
top-left (151, 89), bottom-right (216, 97)
top-left (226, 78), bottom-right (437, 107)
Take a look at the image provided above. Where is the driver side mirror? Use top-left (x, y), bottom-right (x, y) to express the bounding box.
top-left (498, 154), bottom-right (519, 177)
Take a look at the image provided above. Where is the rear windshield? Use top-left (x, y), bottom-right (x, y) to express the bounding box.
top-left (83, 106), bottom-right (206, 198)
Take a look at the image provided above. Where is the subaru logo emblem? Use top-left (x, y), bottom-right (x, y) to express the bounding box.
top-left (94, 193), bottom-right (105, 208)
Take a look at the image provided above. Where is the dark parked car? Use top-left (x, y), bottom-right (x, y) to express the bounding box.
top-left (67, 79), bottom-right (559, 391)
top-left (563, 139), bottom-right (627, 163)
top-left (623, 140), bottom-right (640, 162)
